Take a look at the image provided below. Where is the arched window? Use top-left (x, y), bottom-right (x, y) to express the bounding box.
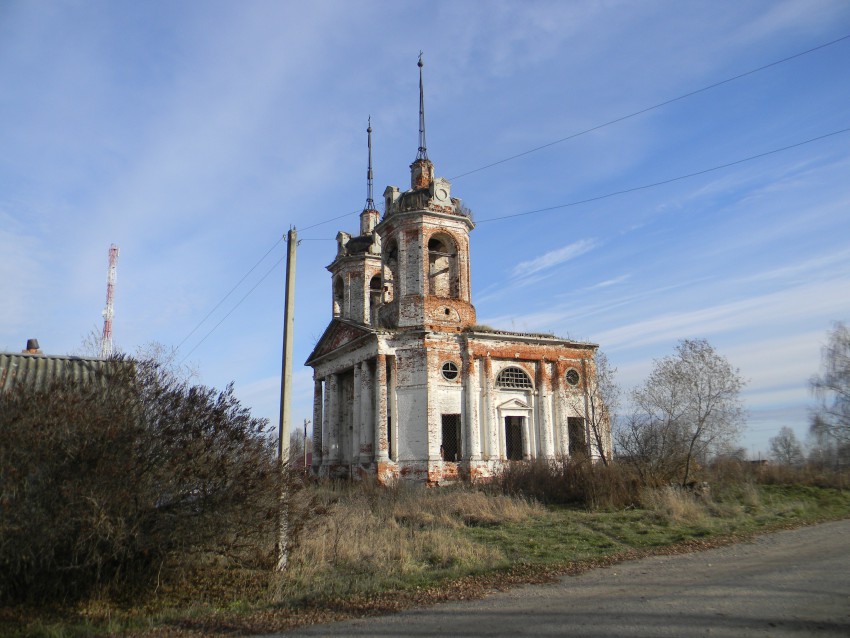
top-left (496, 366), bottom-right (533, 389)
top-left (383, 240), bottom-right (398, 302)
top-left (428, 234), bottom-right (458, 298)
top-left (333, 276), bottom-right (344, 318)
top-left (369, 274), bottom-right (382, 325)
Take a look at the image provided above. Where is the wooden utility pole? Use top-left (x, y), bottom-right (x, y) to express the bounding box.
top-left (277, 227), bottom-right (297, 571)
top-left (278, 227), bottom-right (297, 463)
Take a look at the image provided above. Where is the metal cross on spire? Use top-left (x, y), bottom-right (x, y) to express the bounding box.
top-left (365, 116), bottom-right (375, 211)
top-left (416, 52), bottom-right (428, 161)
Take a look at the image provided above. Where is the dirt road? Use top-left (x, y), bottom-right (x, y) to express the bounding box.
top-left (270, 519), bottom-right (850, 637)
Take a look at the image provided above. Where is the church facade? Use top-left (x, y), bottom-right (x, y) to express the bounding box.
top-left (306, 61), bottom-right (609, 483)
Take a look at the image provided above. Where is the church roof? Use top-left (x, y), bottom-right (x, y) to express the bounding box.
top-left (305, 318), bottom-right (378, 366)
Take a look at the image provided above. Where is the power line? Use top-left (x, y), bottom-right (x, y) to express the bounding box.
top-left (180, 252), bottom-right (287, 363)
top-left (476, 127), bottom-right (850, 224)
top-left (172, 35), bottom-right (850, 353)
top-left (449, 33), bottom-right (850, 181)
top-left (283, 33), bottom-right (850, 236)
top-left (175, 235), bottom-right (284, 352)
top-left (177, 126), bottom-right (849, 357)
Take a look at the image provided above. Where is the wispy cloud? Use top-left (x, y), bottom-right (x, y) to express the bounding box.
top-left (511, 239), bottom-right (597, 278)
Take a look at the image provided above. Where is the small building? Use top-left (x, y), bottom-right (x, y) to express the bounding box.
top-left (0, 339), bottom-right (108, 393)
top-left (306, 60), bottom-right (609, 483)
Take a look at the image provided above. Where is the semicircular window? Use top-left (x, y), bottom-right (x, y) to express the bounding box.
top-left (496, 366), bottom-right (533, 389)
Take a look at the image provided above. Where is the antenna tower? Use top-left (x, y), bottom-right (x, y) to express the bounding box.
top-left (100, 244), bottom-right (119, 358)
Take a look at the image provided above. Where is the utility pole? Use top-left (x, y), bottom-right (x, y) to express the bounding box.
top-left (277, 227), bottom-right (297, 572)
top-left (278, 227), bottom-right (297, 463)
top-left (303, 418), bottom-right (310, 470)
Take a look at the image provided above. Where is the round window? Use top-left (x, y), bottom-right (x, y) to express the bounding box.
top-left (566, 369), bottom-right (580, 386)
top-left (441, 361), bottom-right (459, 380)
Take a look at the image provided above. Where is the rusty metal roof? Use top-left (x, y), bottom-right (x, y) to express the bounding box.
top-left (0, 353), bottom-right (108, 393)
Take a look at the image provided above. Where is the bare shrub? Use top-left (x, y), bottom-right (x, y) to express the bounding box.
top-left (491, 458), bottom-right (641, 509)
top-left (0, 355), bottom-right (293, 603)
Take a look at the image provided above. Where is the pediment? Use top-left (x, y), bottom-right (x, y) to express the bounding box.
top-left (305, 319), bottom-right (375, 365)
top-left (496, 398), bottom-right (532, 411)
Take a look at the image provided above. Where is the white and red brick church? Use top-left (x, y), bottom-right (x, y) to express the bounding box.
top-left (306, 58), bottom-right (609, 483)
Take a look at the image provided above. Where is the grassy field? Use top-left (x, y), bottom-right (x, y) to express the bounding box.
top-left (5, 480), bottom-right (850, 637)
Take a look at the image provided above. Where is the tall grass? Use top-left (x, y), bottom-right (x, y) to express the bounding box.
top-left (277, 481), bottom-right (543, 603)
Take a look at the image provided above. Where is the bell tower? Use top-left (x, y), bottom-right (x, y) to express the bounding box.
top-left (374, 54), bottom-right (476, 331)
top-left (327, 119), bottom-right (383, 326)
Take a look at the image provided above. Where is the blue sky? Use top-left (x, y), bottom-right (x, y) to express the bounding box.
top-left (2, 1), bottom-right (848, 458)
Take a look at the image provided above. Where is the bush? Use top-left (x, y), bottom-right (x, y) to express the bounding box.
top-left (0, 355), bottom-right (288, 603)
top-left (490, 458), bottom-right (641, 509)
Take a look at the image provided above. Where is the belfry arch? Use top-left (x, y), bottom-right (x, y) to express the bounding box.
top-left (427, 233), bottom-right (458, 298)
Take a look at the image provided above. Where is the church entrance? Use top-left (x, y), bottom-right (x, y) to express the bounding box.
top-left (504, 416), bottom-right (524, 461)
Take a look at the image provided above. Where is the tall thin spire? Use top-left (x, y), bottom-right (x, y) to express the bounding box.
top-left (365, 116), bottom-right (375, 211)
top-left (416, 52), bottom-right (428, 161)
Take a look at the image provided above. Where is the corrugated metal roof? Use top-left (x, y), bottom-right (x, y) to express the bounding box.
top-left (0, 353), bottom-right (108, 393)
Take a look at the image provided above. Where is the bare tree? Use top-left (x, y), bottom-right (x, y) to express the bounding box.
top-left (582, 351), bottom-right (618, 465)
top-left (810, 322), bottom-right (850, 447)
top-left (769, 426), bottom-right (805, 466)
top-left (619, 339), bottom-right (745, 486)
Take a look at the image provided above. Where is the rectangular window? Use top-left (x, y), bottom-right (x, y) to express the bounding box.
top-left (568, 417), bottom-right (587, 458)
top-left (505, 416), bottom-right (524, 461)
top-left (441, 414), bottom-right (461, 462)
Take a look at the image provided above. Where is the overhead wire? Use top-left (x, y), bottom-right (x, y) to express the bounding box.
top-left (279, 33), bottom-right (849, 236)
top-left (448, 33), bottom-right (850, 181)
top-left (475, 127), bottom-right (850, 223)
top-left (179, 252), bottom-right (288, 363)
top-left (174, 235), bottom-right (284, 352)
top-left (173, 34), bottom-right (849, 356)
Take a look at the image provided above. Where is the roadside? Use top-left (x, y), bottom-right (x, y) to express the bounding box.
top-left (263, 519), bottom-right (850, 637)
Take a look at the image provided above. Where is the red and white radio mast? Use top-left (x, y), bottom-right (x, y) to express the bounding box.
top-left (100, 244), bottom-right (119, 358)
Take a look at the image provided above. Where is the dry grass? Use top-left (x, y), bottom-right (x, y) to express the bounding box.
top-left (276, 482), bottom-right (543, 603)
top-left (639, 486), bottom-right (707, 523)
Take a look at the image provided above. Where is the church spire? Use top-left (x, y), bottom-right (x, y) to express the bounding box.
top-left (416, 52), bottom-right (428, 161)
top-left (410, 53), bottom-right (434, 190)
top-left (365, 116), bottom-right (375, 212)
top-left (360, 117), bottom-right (380, 235)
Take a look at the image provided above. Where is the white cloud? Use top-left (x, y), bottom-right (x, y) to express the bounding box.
top-left (511, 239), bottom-right (597, 278)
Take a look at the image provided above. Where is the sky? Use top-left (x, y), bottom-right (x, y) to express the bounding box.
top-left (2, 0), bottom-right (849, 459)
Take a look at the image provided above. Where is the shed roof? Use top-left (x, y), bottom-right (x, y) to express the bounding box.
top-left (0, 352), bottom-right (108, 393)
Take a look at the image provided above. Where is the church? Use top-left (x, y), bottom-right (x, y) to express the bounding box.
top-left (305, 58), bottom-right (609, 483)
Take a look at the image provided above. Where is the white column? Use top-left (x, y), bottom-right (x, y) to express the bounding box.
top-left (483, 356), bottom-right (499, 459)
top-left (464, 354), bottom-right (481, 461)
top-left (538, 361), bottom-right (554, 459)
top-left (352, 363), bottom-right (361, 463)
top-left (312, 378), bottom-right (323, 468)
top-left (326, 373), bottom-right (340, 463)
top-left (375, 355), bottom-right (389, 462)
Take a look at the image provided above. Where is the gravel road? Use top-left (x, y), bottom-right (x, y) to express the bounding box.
top-left (268, 519), bottom-right (850, 637)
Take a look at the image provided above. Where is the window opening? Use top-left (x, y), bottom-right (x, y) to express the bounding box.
top-left (441, 414), bottom-right (461, 461)
top-left (568, 417), bottom-right (587, 457)
top-left (369, 274), bottom-right (382, 324)
top-left (428, 235), bottom-right (458, 298)
top-left (497, 366), bottom-right (533, 389)
top-left (505, 416), bottom-right (524, 461)
top-left (384, 242), bottom-right (398, 302)
top-left (566, 369), bottom-right (580, 386)
top-left (441, 361), bottom-right (459, 380)
top-left (332, 276), bottom-right (344, 317)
